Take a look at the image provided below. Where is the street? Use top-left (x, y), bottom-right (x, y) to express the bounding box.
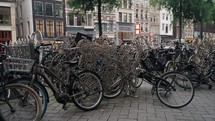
top-left (42, 82), bottom-right (215, 121)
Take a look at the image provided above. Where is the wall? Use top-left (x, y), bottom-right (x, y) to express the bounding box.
top-left (0, 1), bottom-right (16, 42)
top-left (16, 0), bottom-right (34, 37)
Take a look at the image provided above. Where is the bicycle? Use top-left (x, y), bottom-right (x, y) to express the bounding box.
top-left (136, 68), bottom-right (195, 108)
top-left (0, 54), bottom-right (42, 121)
top-left (16, 43), bottom-right (103, 118)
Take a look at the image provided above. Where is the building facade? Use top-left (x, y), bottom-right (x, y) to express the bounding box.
top-left (159, 7), bottom-right (174, 42)
top-left (114, 0), bottom-right (134, 43)
top-left (173, 21), bottom-right (194, 41)
top-left (16, 0), bottom-right (66, 41)
top-left (134, 0), bottom-right (160, 45)
top-left (0, 0), bottom-right (16, 43)
top-left (65, 0), bottom-right (94, 37)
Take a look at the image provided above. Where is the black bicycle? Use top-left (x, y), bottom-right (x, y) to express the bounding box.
top-left (0, 53), bottom-right (42, 121)
top-left (137, 68), bottom-right (195, 108)
top-left (15, 43), bottom-right (103, 118)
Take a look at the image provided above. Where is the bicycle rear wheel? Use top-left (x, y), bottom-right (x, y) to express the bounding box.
top-left (156, 72), bottom-right (194, 108)
top-left (0, 83), bottom-right (42, 121)
top-left (71, 70), bottom-right (103, 110)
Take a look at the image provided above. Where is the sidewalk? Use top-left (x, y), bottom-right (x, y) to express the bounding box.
top-left (42, 82), bottom-right (215, 121)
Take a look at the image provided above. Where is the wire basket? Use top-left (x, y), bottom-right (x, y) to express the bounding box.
top-left (3, 57), bottom-right (35, 73)
top-left (6, 43), bottom-right (35, 59)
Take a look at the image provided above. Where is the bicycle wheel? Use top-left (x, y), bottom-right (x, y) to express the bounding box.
top-left (156, 72), bottom-right (194, 108)
top-left (0, 83), bottom-right (42, 121)
top-left (71, 70), bottom-right (103, 110)
top-left (15, 77), bottom-right (49, 118)
top-left (103, 78), bottom-right (122, 99)
top-left (133, 77), bottom-right (143, 88)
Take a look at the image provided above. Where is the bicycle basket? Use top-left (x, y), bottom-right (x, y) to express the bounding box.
top-left (3, 57), bottom-right (35, 73)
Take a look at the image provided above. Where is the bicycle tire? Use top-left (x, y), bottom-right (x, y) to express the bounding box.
top-left (0, 83), bottom-right (42, 121)
top-left (103, 80), bottom-right (122, 99)
top-left (71, 70), bottom-right (103, 110)
top-left (156, 72), bottom-right (194, 108)
top-left (134, 77), bottom-right (143, 88)
top-left (15, 77), bottom-right (49, 118)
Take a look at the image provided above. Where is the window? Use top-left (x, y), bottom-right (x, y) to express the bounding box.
top-left (86, 14), bottom-right (93, 26)
top-left (166, 24), bottom-right (168, 33)
top-left (46, 20), bottom-right (54, 37)
top-left (69, 13), bottom-right (74, 25)
top-left (136, 9), bottom-right (138, 18)
top-left (141, 10), bottom-right (143, 19)
top-left (46, 3), bottom-right (53, 16)
top-left (0, 31), bottom-right (12, 44)
top-left (34, 1), bottom-right (43, 15)
top-left (119, 12), bottom-right (122, 22)
top-left (124, 13), bottom-right (127, 22)
top-left (95, 23), bottom-right (99, 31)
top-left (123, 0), bottom-right (127, 8)
top-left (141, 22), bottom-right (143, 32)
top-left (162, 23), bottom-right (164, 30)
top-left (76, 14), bottom-right (82, 26)
top-left (56, 21), bottom-right (63, 36)
top-left (145, 11), bottom-right (148, 19)
top-left (55, 4), bottom-right (62, 16)
top-left (102, 23), bottom-right (107, 31)
top-left (162, 13), bottom-right (165, 20)
top-left (128, 0), bottom-right (132, 9)
top-left (21, 23), bottom-right (23, 36)
top-left (145, 23), bottom-right (148, 32)
top-left (27, 21), bottom-right (30, 35)
top-left (20, 5), bottom-right (22, 18)
top-left (0, 7), bottom-right (11, 25)
top-left (166, 14), bottom-right (168, 20)
top-left (36, 19), bottom-right (44, 34)
top-left (129, 13), bottom-right (132, 23)
top-left (109, 22), bottom-right (114, 31)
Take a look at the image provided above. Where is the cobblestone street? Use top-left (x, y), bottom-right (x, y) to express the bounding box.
top-left (41, 82), bottom-right (215, 121)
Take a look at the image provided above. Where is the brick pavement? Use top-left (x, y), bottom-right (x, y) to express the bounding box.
top-left (41, 82), bottom-right (215, 121)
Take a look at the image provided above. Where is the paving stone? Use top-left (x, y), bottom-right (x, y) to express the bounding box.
top-left (41, 82), bottom-right (215, 121)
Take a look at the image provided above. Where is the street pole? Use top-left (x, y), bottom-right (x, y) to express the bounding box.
top-left (179, 0), bottom-right (182, 43)
top-left (98, 0), bottom-right (102, 37)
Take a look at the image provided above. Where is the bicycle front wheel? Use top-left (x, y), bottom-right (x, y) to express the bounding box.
top-left (156, 72), bottom-right (194, 108)
top-left (0, 83), bottom-right (42, 121)
top-left (71, 70), bottom-right (103, 110)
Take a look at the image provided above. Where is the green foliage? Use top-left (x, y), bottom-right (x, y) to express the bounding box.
top-left (150, 0), bottom-right (215, 24)
top-left (67, 0), bottom-right (121, 13)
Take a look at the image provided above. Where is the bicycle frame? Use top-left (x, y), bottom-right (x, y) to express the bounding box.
top-left (30, 63), bottom-right (78, 98)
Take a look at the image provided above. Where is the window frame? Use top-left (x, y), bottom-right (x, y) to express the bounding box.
top-left (55, 4), bottom-right (62, 17)
top-left (45, 3), bottom-right (53, 16)
top-left (0, 7), bottom-right (11, 26)
top-left (34, 1), bottom-right (43, 15)
top-left (46, 20), bottom-right (54, 37)
top-left (35, 19), bottom-right (44, 34)
top-left (56, 20), bottom-right (63, 36)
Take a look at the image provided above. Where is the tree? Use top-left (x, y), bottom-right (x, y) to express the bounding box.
top-left (67, 0), bottom-right (121, 36)
top-left (150, 0), bottom-right (215, 40)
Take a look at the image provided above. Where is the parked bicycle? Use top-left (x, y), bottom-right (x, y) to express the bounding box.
top-left (136, 68), bottom-right (195, 108)
top-left (0, 52), bottom-right (42, 121)
top-left (15, 43), bottom-right (103, 118)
